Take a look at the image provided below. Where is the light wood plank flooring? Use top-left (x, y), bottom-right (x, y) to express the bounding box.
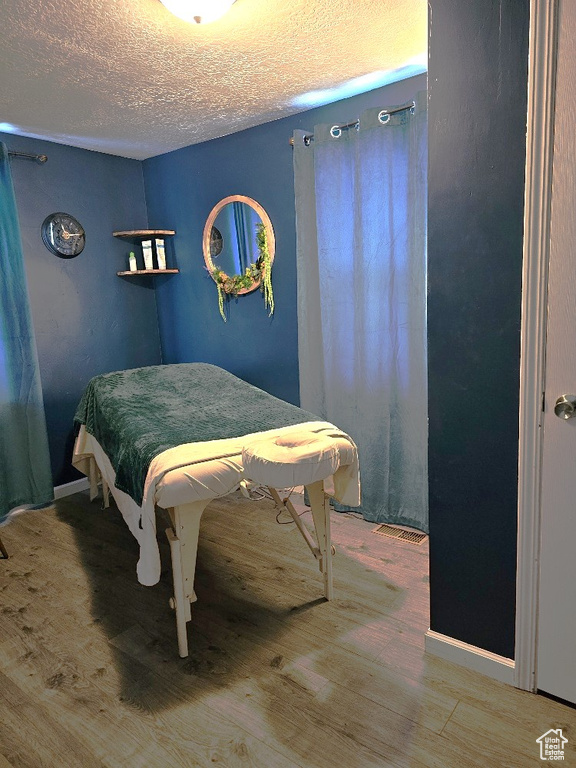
top-left (0, 490), bottom-right (575, 767)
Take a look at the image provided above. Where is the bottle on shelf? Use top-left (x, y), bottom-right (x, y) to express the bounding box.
top-left (155, 238), bottom-right (167, 269)
top-left (142, 240), bottom-right (154, 270)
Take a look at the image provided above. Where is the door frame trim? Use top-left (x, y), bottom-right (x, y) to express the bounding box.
top-left (515, 0), bottom-right (559, 692)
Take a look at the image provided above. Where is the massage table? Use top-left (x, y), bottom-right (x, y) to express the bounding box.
top-left (72, 363), bottom-right (360, 657)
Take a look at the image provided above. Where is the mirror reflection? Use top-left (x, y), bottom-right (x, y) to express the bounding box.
top-left (210, 227), bottom-right (223, 258)
top-left (210, 202), bottom-right (262, 276)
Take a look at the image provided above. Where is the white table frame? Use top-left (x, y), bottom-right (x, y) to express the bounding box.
top-left (164, 480), bottom-right (334, 658)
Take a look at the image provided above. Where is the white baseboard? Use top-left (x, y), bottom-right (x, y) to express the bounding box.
top-left (425, 629), bottom-right (515, 686)
top-left (54, 477), bottom-right (90, 500)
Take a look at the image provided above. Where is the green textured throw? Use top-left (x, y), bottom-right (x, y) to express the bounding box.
top-left (74, 363), bottom-right (317, 506)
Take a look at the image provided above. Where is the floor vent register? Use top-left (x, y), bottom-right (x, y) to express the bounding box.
top-left (372, 524), bottom-right (427, 546)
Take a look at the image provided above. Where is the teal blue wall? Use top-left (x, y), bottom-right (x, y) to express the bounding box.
top-left (142, 75), bottom-right (426, 404)
top-left (427, 0), bottom-right (529, 658)
top-left (2, 134), bottom-right (162, 485)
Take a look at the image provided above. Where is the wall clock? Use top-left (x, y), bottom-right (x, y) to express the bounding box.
top-left (41, 212), bottom-right (86, 258)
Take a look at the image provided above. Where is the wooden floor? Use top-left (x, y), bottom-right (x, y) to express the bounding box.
top-left (1, 490), bottom-right (575, 768)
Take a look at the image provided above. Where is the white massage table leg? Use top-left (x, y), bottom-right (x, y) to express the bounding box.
top-left (166, 526), bottom-right (189, 656)
top-left (89, 457), bottom-right (99, 501)
top-left (88, 457), bottom-right (110, 509)
top-left (306, 480), bottom-right (334, 600)
top-left (166, 500), bottom-right (209, 658)
top-left (101, 477), bottom-right (110, 509)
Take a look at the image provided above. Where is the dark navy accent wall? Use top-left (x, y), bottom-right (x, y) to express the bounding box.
top-left (427, 1), bottom-right (529, 658)
top-left (143, 75), bottom-right (426, 405)
top-left (2, 133), bottom-right (162, 486)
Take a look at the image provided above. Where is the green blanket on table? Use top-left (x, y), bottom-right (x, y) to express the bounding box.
top-left (74, 363), bottom-right (317, 506)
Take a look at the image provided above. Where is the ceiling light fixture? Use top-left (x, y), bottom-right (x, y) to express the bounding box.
top-left (158, 0), bottom-right (236, 24)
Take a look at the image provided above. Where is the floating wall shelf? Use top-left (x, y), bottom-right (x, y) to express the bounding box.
top-left (117, 269), bottom-right (179, 276)
top-left (113, 229), bottom-right (176, 239)
top-left (114, 229), bottom-right (179, 277)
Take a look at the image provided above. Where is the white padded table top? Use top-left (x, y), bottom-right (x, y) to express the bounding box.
top-left (242, 431), bottom-right (341, 488)
top-left (73, 421), bottom-right (360, 586)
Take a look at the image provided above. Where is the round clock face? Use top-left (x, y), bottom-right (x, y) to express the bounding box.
top-left (41, 212), bottom-right (86, 258)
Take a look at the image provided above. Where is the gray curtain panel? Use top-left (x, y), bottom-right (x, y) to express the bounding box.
top-left (293, 91), bottom-right (428, 531)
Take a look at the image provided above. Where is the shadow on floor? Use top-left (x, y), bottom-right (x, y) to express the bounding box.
top-left (55, 489), bottom-right (408, 720)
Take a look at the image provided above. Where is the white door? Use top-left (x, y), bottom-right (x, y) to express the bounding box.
top-left (536, 0), bottom-right (576, 705)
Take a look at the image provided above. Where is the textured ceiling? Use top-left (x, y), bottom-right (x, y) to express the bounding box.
top-left (0, 0), bottom-right (427, 160)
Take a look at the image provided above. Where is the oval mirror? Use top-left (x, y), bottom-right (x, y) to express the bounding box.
top-left (203, 195), bottom-right (275, 299)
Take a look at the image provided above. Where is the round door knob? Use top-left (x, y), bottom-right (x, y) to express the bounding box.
top-left (554, 394), bottom-right (576, 419)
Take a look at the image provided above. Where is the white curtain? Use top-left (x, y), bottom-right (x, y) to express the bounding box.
top-left (293, 91), bottom-right (428, 531)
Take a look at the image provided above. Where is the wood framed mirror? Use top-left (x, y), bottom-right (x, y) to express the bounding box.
top-left (202, 195), bottom-right (275, 296)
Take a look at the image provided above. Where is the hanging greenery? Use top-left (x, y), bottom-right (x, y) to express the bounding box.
top-left (256, 221), bottom-right (274, 317)
top-left (211, 222), bottom-right (274, 322)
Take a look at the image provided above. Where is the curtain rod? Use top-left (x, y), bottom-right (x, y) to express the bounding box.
top-left (289, 100), bottom-right (416, 146)
top-left (8, 150), bottom-right (48, 164)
